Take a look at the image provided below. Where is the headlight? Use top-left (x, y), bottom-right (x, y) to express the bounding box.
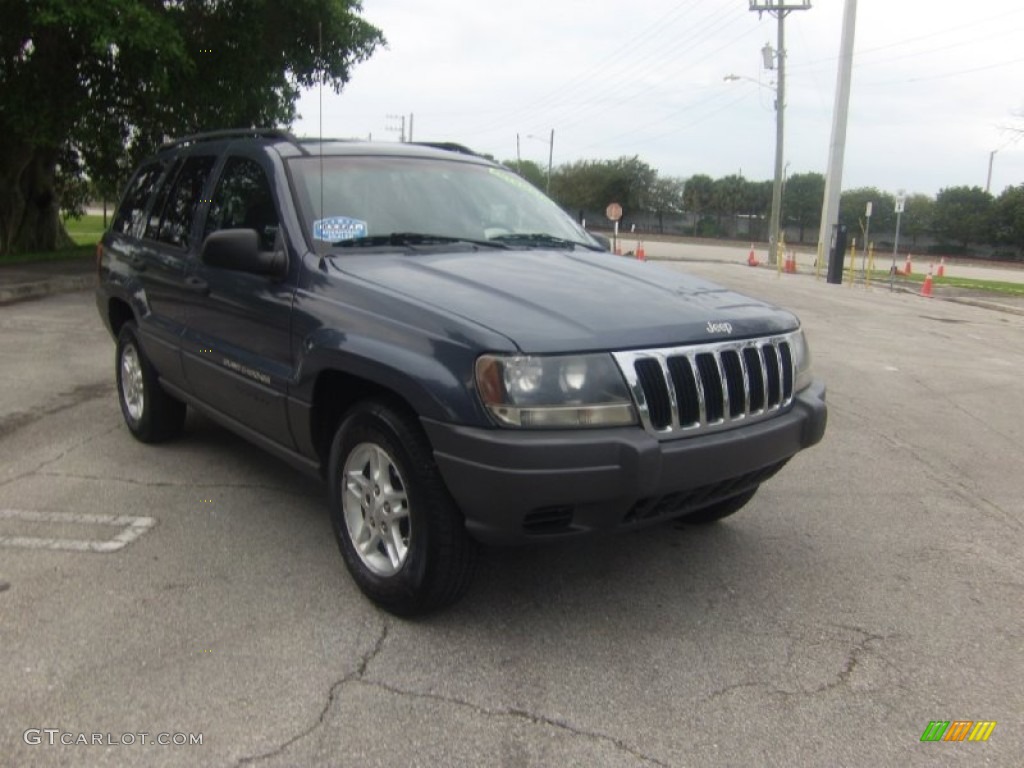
top-left (790, 329), bottom-right (813, 392)
top-left (475, 353), bottom-right (637, 428)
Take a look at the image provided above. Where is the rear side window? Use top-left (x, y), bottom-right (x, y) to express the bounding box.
top-left (150, 155), bottom-right (217, 249)
top-left (111, 161), bottom-right (166, 237)
top-left (204, 156), bottom-right (280, 251)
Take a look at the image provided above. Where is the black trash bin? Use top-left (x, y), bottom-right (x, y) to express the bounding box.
top-left (827, 224), bottom-right (847, 285)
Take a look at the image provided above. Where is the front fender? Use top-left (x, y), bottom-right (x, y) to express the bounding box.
top-left (293, 328), bottom-right (487, 425)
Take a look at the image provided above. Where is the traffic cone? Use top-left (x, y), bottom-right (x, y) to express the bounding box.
top-left (636, 239), bottom-right (646, 261)
top-left (903, 253), bottom-right (912, 276)
top-left (936, 257), bottom-right (945, 277)
top-left (920, 266), bottom-right (934, 298)
top-left (785, 250), bottom-right (797, 273)
top-left (747, 244), bottom-right (759, 267)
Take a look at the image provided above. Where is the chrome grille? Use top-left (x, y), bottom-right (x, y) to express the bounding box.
top-left (613, 335), bottom-right (796, 438)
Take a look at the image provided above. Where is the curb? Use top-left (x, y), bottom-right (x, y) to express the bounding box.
top-left (0, 275), bottom-right (95, 306)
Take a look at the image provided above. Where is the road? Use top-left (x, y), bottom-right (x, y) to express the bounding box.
top-left (1, 259), bottom-right (1021, 767)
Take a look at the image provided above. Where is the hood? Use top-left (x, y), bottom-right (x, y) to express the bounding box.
top-left (328, 249), bottom-right (798, 353)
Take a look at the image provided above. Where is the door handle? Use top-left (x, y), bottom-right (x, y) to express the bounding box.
top-left (184, 276), bottom-right (209, 295)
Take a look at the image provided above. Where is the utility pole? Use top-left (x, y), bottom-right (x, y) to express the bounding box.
top-left (525, 131), bottom-right (555, 193)
top-left (547, 128), bottom-right (555, 195)
top-left (749, 0), bottom-right (811, 266)
top-left (986, 149), bottom-right (997, 193)
top-left (817, 0), bottom-right (858, 278)
top-left (408, 113), bottom-right (414, 143)
top-left (385, 113), bottom-right (406, 142)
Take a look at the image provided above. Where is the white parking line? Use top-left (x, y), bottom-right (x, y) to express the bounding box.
top-left (0, 509), bottom-right (156, 553)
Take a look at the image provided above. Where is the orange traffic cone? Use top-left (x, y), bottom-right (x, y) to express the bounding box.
top-left (936, 257), bottom-right (946, 277)
top-left (920, 266), bottom-right (934, 298)
top-left (747, 244), bottom-right (759, 267)
top-left (636, 239), bottom-right (646, 261)
top-left (785, 251), bottom-right (796, 273)
top-left (903, 254), bottom-right (913, 276)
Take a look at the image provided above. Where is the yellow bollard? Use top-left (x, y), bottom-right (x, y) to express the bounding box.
top-left (847, 238), bottom-right (857, 286)
top-left (865, 242), bottom-right (875, 288)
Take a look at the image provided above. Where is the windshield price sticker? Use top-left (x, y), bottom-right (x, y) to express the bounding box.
top-left (314, 217), bottom-right (368, 241)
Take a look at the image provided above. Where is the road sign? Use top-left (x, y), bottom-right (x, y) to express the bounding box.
top-left (605, 203), bottom-right (623, 222)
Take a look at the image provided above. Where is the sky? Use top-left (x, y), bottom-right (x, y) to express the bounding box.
top-left (292, 0), bottom-right (1024, 198)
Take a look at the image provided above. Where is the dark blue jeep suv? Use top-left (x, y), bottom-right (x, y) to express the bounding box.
top-left (96, 129), bottom-right (827, 615)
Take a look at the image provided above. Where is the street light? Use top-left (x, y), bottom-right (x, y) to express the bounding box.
top-left (725, 73), bottom-right (783, 262)
top-left (723, 73), bottom-right (775, 93)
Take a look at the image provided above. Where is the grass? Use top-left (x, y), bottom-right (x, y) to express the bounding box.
top-left (0, 215), bottom-right (105, 266)
top-left (859, 269), bottom-right (1024, 296)
top-left (64, 213), bottom-right (108, 246)
top-left (0, 244), bottom-right (96, 266)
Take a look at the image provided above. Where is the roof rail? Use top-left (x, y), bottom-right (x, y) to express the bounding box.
top-left (159, 128), bottom-right (297, 152)
top-left (409, 141), bottom-right (479, 157)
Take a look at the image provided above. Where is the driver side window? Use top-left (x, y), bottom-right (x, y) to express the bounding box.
top-left (205, 157), bottom-right (280, 251)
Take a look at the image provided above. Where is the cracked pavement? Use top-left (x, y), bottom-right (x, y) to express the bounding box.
top-left (1, 266), bottom-right (1022, 767)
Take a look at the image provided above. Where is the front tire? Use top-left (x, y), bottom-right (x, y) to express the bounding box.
top-left (328, 400), bottom-right (477, 616)
top-left (115, 322), bottom-right (186, 443)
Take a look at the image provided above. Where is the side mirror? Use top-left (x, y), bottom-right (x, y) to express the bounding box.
top-left (200, 229), bottom-right (285, 277)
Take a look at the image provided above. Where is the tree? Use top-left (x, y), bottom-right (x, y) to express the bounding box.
top-left (682, 174), bottom-right (714, 236)
top-left (503, 159), bottom-right (546, 190)
top-left (710, 174), bottom-right (746, 238)
top-left (550, 156), bottom-right (655, 221)
top-left (839, 187), bottom-right (895, 246)
top-left (648, 176), bottom-right (686, 233)
top-left (742, 180), bottom-right (772, 242)
top-left (991, 184), bottom-right (1024, 258)
top-left (899, 193), bottom-right (935, 248)
top-left (932, 186), bottom-right (994, 249)
top-left (782, 172), bottom-right (824, 243)
top-left (1, 0), bottom-right (384, 255)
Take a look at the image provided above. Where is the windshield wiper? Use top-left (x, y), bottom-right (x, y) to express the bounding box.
top-left (331, 233), bottom-right (508, 249)
top-left (489, 233), bottom-right (603, 251)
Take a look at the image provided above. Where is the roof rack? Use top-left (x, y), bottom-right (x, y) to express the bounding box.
top-left (158, 128), bottom-right (297, 152)
top-left (408, 141), bottom-right (479, 157)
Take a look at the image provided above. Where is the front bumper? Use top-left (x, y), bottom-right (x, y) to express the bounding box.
top-left (423, 379), bottom-right (826, 545)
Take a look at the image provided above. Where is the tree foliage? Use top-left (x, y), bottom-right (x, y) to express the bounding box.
top-left (838, 187), bottom-right (895, 243)
top-left (0, 0), bottom-right (384, 254)
top-left (549, 156), bottom-right (656, 220)
top-left (503, 159), bottom-right (547, 191)
top-left (932, 186), bottom-right (994, 248)
top-left (782, 172), bottom-right (824, 243)
top-left (900, 193), bottom-right (935, 247)
top-left (991, 185), bottom-right (1024, 252)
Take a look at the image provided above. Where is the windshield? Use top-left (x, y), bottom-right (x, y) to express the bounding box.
top-left (288, 155), bottom-right (599, 252)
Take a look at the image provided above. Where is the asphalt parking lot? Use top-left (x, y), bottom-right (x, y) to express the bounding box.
top-left (1, 260), bottom-right (1021, 767)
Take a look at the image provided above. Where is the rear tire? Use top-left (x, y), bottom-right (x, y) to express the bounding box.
top-left (115, 322), bottom-right (186, 443)
top-left (328, 400), bottom-right (477, 616)
top-left (677, 486), bottom-right (759, 525)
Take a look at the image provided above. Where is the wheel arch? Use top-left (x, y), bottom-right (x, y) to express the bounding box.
top-left (107, 297), bottom-right (135, 338)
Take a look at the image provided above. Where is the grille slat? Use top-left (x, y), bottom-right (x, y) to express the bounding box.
top-left (618, 335), bottom-right (797, 439)
top-left (667, 356), bottom-right (700, 427)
